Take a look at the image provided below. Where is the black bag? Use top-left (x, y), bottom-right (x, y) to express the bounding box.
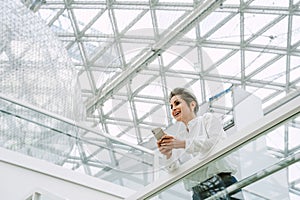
top-left (192, 175), bottom-right (229, 200)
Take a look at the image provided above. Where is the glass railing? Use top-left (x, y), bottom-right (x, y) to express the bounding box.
top-left (0, 93), bottom-right (162, 191)
top-left (128, 93), bottom-right (300, 200)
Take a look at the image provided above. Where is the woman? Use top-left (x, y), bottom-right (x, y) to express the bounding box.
top-left (157, 87), bottom-right (241, 200)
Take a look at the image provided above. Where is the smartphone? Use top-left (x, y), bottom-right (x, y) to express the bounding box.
top-left (151, 128), bottom-right (166, 140)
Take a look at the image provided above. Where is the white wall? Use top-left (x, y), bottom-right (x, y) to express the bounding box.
top-left (0, 147), bottom-right (135, 200)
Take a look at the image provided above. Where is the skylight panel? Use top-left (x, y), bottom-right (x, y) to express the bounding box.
top-left (155, 10), bottom-right (185, 32)
top-left (159, 0), bottom-right (193, 3)
top-left (52, 10), bottom-right (74, 34)
top-left (244, 51), bottom-right (277, 76)
top-left (244, 13), bottom-right (278, 41)
top-left (206, 15), bottom-right (240, 43)
top-left (86, 10), bottom-right (114, 34)
top-left (250, 17), bottom-right (288, 47)
top-left (72, 9), bottom-right (101, 31)
top-left (200, 12), bottom-right (232, 37)
top-left (138, 83), bottom-right (165, 97)
top-left (212, 51), bottom-right (241, 77)
top-left (125, 11), bottom-right (154, 37)
top-left (250, 0), bottom-right (289, 7)
top-left (114, 9), bottom-right (144, 33)
top-left (289, 56), bottom-right (300, 83)
top-left (291, 15), bottom-right (300, 45)
top-left (201, 47), bottom-right (233, 66)
top-left (251, 56), bottom-right (287, 83)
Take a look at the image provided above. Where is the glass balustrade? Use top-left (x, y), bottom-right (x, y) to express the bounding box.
top-left (134, 103), bottom-right (300, 200)
top-left (0, 94), bottom-right (161, 190)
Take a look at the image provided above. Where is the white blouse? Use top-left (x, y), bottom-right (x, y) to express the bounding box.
top-left (163, 112), bottom-right (237, 191)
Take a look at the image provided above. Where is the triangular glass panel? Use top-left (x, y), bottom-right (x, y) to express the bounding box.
top-left (83, 41), bottom-right (101, 59)
top-left (289, 56), bottom-right (300, 83)
top-left (165, 76), bottom-right (194, 90)
top-left (168, 48), bottom-right (197, 72)
top-left (245, 50), bottom-right (277, 76)
top-left (211, 51), bottom-right (241, 77)
top-left (200, 12), bottom-right (232, 37)
top-left (107, 123), bottom-right (129, 137)
top-left (72, 9), bottom-right (102, 31)
top-left (139, 127), bottom-right (155, 142)
top-left (126, 11), bottom-right (155, 37)
top-left (67, 43), bottom-right (82, 63)
top-left (130, 73), bottom-right (154, 92)
top-left (102, 98), bottom-right (117, 115)
top-left (155, 10), bottom-right (185, 33)
top-left (244, 13), bottom-right (278, 41)
top-left (109, 100), bottom-right (133, 120)
top-left (292, 16), bottom-right (300, 45)
top-left (116, 0), bottom-right (148, 2)
top-left (207, 14), bottom-right (240, 42)
top-left (93, 70), bottom-right (111, 89)
top-left (114, 9), bottom-right (144, 33)
top-left (208, 15), bottom-right (240, 42)
top-left (250, 17), bottom-right (288, 47)
top-left (223, 0), bottom-right (239, 4)
top-left (93, 43), bottom-right (120, 67)
top-left (52, 9), bottom-right (74, 34)
top-left (121, 42), bottom-right (151, 64)
top-left (113, 83), bottom-right (128, 95)
top-left (204, 80), bottom-right (228, 100)
top-left (251, 56), bottom-right (287, 84)
top-left (159, 50), bottom-right (179, 68)
top-left (201, 47), bottom-right (233, 70)
top-left (159, 0), bottom-right (193, 2)
top-left (78, 71), bottom-right (92, 90)
top-left (86, 10), bottom-right (114, 34)
top-left (138, 82), bottom-right (164, 98)
top-left (144, 105), bottom-right (168, 125)
top-left (190, 82), bottom-right (203, 104)
top-left (183, 48), bottom-right (205, 71)
top-left (119, 128), bottom-right (138, 144)
top-left (134, 101), bottom-right (156, 119)
top-left (37, 8), bottom-right (61, 25)
top-left (163, 45), bottom-right (192, 67)
top-left (250, 0), bottom-right (289, 7)
top-left (184, 27), bottom-right (197, 40)
top-left (135, 101), bottom-right (165, 123)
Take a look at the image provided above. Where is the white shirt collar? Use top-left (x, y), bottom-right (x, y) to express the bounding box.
top-left (186, 117), bottom-right (199, 132)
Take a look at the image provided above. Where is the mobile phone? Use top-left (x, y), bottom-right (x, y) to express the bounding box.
top-left (151, 128), bottom-right (166, 140)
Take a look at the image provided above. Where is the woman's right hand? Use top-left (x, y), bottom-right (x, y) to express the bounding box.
top-left (157, 135), bottom-right (175, 159)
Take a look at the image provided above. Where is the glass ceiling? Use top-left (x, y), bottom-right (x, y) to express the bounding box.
top-left (35, 0), bottom-right (300, 144)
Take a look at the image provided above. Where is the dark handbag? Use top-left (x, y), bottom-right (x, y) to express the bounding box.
top-left (192, 174), bottom-right (229, 200)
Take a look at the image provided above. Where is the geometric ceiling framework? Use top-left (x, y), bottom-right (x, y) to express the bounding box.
top-left (1, 0), bottom-right (300, 199)
top-left (37, 0), bottom-right (300, 144)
